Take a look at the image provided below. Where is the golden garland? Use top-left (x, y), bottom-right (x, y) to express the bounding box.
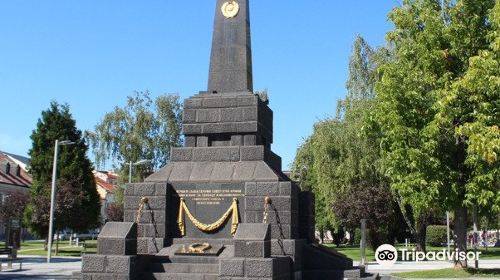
top-left (177, 197), bottom-right (239, 236)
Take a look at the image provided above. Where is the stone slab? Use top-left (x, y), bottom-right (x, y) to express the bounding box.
top-left (234, 223), bottom-right (270, 241)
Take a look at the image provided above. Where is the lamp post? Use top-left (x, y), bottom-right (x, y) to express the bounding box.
top-left (47, 139), bottom-right (75, 263)
top-left (128, 159), bottom-right (151, 183)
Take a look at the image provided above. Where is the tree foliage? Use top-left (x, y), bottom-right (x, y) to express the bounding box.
top-left (0, 192), bottom-right (29, 225)
top-left (88, 91), bottom-right (182, 183)
top-left (292, 36), bottom-right (398, 244)
top-left (374, 0), bottom-right (498, 259)
top-left (25, 102), bottom-right (101, 238)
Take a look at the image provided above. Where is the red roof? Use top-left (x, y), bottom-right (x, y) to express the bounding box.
top-left (0, 154), bottom-right (32, 188)
top-left (95, 177), bottom-right (115, 192)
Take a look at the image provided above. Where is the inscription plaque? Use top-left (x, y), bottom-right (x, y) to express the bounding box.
top-left (173, 183), bottom-right (245, 238)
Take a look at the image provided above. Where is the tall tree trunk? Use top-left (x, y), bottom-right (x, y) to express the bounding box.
top-left (454, 205), bottom-right (468, 268)
top-left (415, 213), bottom-right (428, 252)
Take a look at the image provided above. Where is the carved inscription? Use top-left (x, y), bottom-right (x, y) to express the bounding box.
top-left (177, 189), bottom-right (244, 205)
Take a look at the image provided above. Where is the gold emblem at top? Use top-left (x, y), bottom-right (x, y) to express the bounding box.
top-left (221, 1), bottom-right (240, 19)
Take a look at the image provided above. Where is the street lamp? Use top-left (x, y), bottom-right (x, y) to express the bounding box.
top-left (47, 139), bottom-right (75, 263)
top-left (129, 159), bottom-right (151, 183)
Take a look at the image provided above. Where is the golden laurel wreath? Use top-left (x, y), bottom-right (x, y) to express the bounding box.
top-left (177, 197), bottom-right (239, 236)
top-left (221, 1), bottom-right (240, 18)
top-left (187, 243), bottom-right (212, 253)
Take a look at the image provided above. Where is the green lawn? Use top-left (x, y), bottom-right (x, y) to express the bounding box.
top-left (393, 268), bottom-right (500, 278)
top-left (15, 240), bottom-right (97, 257)
top-left (324, 244), bottom-right (500, 261)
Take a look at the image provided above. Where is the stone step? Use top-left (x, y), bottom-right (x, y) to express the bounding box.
top-left (169, 255), bottom-right (219, 264)
top-left (139, 272), bottom-right (218, 280)
top-left (150, 262), bottom-right (219, 274)
top-left (302, 268), bottom-right (362, 280)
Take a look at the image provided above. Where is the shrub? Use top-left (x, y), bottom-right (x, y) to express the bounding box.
top-left (426, 225), bottom-right (447, 246)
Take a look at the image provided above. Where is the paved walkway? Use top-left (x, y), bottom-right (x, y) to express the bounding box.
top-left (356, 259), bottom-right (500, 279)
top-left (0, 255), bottom-right (81, 280)
top-left (1, 255), bottom-right (498, 279)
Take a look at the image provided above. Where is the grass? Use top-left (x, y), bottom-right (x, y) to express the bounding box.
top-left (393, 268), bottom-right (500, 278)
top-left (324, 244), bottom-right (500, 261)
top-left (14, 240), bottom-right (97, 257)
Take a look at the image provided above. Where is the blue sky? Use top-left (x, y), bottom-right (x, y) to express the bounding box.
top-left (0, 1), bottom-right (397, 170)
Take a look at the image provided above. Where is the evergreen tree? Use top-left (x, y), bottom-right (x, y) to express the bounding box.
top-left (24, 102), bottom-right (101, 240)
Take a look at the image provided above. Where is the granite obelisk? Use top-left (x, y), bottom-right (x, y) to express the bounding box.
top-left (208, 0), bottom-right (253, 93)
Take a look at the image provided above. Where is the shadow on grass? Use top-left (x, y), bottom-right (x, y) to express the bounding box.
top-left (465, 267), bottom-right (500, 276)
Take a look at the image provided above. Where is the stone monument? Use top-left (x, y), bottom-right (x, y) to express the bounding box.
top-left (82, 1), bottom-right (367, 279)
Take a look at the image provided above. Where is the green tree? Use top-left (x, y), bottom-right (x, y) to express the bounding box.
top-left (374, 0), bottom-right (498, 265)
top-left (292, 36), bottom-right (397, 246)
top-left (88, 91), bottom-right (183, 185)
top-left (24, 102), bottom-right (101, 241)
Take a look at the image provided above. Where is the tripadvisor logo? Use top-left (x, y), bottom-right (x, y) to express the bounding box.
top-left (375, 244), bottom-right (481, 267)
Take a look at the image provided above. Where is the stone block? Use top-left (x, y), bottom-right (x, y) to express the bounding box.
top-left (230, 135), bottom-right (243, 146)
top-left (184, 136), bottom-right (196, 147)
top-left (184, 98), bottom-right (202, 108)
top-left (269, 197), bottom-right (291, 212)
top-left (242, 107), bottom-right (258, 121)
top-left (169, 162), bottom-right (194, 181)
top-left (99, 222), bottom-right (137, 239)
top-left (253, 162), bottom-right (279, 181)
top-left (219, 258), bottom-right (245, 277)
top-left (196, 108), bottom-right (220, 123)
top-left (155, 183), bottom-right (167, 195)
top-left (244, 197), bottom-right (263, 211)
top-left (221, 108), bottom-right (244, 122)
top-left (236, 121), bottom-right (258, 133)
top-left (106, 256), bottom-right (136, 274)
top-left (171, 148), bottom-right (193, 161)
top-left (256, 182), bottom-right (279, 196)
top-left (244, 211), bottom-right (259, 223)
top-left (201, 96), bottom-right (257, 108)
top-left (232, 161), bottom-right (256, 181)
top-left (123, 210), bottom-right (135, 223)
top-left (189, 162), bottom-right (215, 181)
top-left (146, 197), bottom-right (166, 210)
top-left (196, 136), bottom-right (209, 147)
top-left (211, 162), bottom-right (235, 182)
top-left (124, 185), bottom-right (134, 195)
top-left (183, 109), bottom-right (196, 123)
top-left (234, 223), bottom-right (270, 241)
top-left (243, 134), bottom-right (257, 146)
top-left (240, 146), bottom-right (265, 161)
top-left (133, 183), bottom-right (155, 196)
top-left (235, 240), bottom-right (270, 258)
top-left (87, 273), bottom-right (115, 280)
top-left (202, 123), bottom-right (236, 134)
top-left (271, 224), bottom-right (291, 239)
top-left (244, 182), bottom-right (256, 196)
top-left (183, 124), bottom-right (202, 134)
top-left (245, 259), bottom-right (273, 277)
top-left (82, 255), bottom-right (106, 272)
top-left (97, 238), bottom-right (137, 256)
top-left (192, 147), bottom-right (240, 161)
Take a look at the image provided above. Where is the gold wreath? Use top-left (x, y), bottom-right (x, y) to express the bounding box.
top-left (188, 243), bottom-right (212, 253)
top-left (177, 197), bottom-right (239, 236)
